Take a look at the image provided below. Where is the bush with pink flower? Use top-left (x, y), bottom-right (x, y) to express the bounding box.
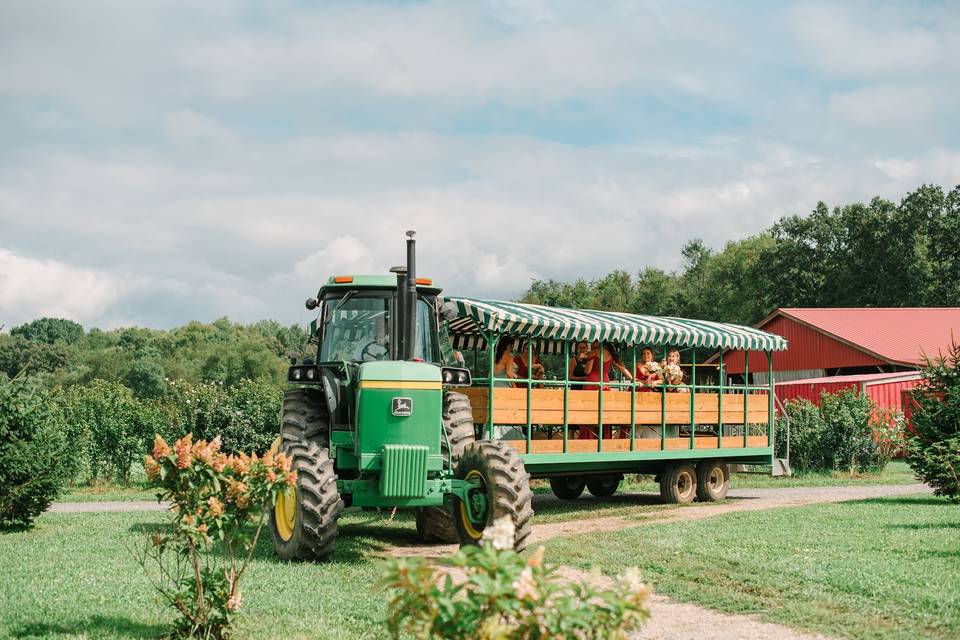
top-left (381, 516), bottom-right (650, 639)
top-left (135, 434), bottom-right (293, 639)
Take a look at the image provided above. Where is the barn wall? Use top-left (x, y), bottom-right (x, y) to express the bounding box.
top-left (865, 378), bottom-right (922, 413)
top-left (724, 315), bottom-right (886, 374)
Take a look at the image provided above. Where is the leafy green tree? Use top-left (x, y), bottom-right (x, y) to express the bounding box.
top-left (0, 335), bottom-right (71, 378)
top-left (125, 358), bottom-right (167, 399)
top-left (10, 318), bottom-right (84, 345)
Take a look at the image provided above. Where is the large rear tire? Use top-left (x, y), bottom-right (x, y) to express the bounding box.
top-left (454, 440), bottom-right (534, 552)
top-left (549, 476), bottom-right (586, 500)
top-left (696, 460), bottom-right (729, 502)
top-left (416, 391), bottom-right (475, 543)
top-left (659, 463), bottom-right (697, 504)
top-left (270, 389), bottom-right (342, 561)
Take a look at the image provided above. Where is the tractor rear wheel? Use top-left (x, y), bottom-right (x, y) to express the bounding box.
top-left (454, 440), bottom-right (534, 552)
top-left (586, 475), bottom-right (623, 498)
top-left (270, 389), bottom-right (342, 561)
top-left (659, 463), bottom-right (697, 504)
top-left (416, 391), bottom-right (475, 543)
top-left (549, 476), bottom-right (586, 500)
top-left (696, 460), bottom-right (729, 502)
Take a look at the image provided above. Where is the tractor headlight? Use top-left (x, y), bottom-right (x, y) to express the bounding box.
top-left (288, 365), bottom-right (321, 384)
top-left (441, 367), bottom-right (472, 387)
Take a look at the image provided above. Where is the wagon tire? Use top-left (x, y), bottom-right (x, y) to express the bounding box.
top-left (659, 463), bottom-right (697, 504)
top-left (416, 391), bottom-right (475, 543)
top-left (696, 460), bottom-right (729, 502)
top-left (549, 477), bottom-right (586, 500)
top-left (454, 440), bottom-right (534, 552)
top-left (586, 475), bottom-right (623, 498)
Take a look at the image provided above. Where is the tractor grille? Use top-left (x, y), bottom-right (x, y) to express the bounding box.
top-left (379, 445), bottom-right (428, 498)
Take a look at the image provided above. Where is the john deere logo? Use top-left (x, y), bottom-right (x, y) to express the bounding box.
top-left (391, 397), bottom-right (413, 417)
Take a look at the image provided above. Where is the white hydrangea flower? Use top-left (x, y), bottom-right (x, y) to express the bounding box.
top-left (481, 515), bottom-right (515, 551)
top-left (512, 567), bottom-right (539, 601)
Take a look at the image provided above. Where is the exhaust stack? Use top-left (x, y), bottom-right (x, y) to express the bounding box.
top-left (403, 230), bottom-right (417, 360)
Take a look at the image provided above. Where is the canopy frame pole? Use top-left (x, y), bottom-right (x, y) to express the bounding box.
top-left (630, 344), bottom-right (637, 451)
top-left (767, 350), bottom-right (774, 449)
top-left (484, 329), bottom-right (495, 440)
top-left (563, 339), bottom-right (570, 454)
top-left (660, 345), bottom-right (667, 451)
top-left (718, 350), bottom-right (724, 449)
top-left (526, 339), bottom-right (533, 455)
top-left (743, 350), bottom-right (750, 448)
top-left (598, 339), bottom-right (604, 453)
top-left (689, 349), bottom-right (697, 450)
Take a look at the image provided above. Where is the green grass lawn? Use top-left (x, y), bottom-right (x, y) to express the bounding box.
top-left (0, 509), bottom-right (425, 639)
top-left (3, 491), bottom-right (955, 639)
top-left (544, 494), bottom-right (960, 640)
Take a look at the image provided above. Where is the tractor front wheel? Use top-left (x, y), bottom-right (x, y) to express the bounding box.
top-left (270, 389), bottom-right (342, 561)
top-left (454, 440), bottom-right (533, 552)
top-left (416, 391), bottom-right (475, 543)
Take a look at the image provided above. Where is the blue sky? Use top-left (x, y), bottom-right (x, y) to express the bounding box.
top-left (1, 1), bottom-right (958, 330)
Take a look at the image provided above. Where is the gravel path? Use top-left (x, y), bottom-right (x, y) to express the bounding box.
top-left (47, 500), bottom-right (168, 513)
top-left (387, 483), bottom-right (931, 558)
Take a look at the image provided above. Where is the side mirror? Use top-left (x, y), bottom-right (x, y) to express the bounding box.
top-left (288, 350), bottom-right (298, 365)
top-left (305, 297), bottom-right (319, 310)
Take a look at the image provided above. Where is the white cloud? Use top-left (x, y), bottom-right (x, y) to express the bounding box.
top-left (295, 237), bottom-right (377, 278)
top-left (0, 248), bottom-right (122, 328)
top-left (828, 85), bottom-right (939, 130)
top-left (164, 109), bottom-right (237, 147)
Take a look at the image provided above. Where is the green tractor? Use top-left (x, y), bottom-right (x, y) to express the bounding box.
top-left (269, 231), bottom-right (533, 560)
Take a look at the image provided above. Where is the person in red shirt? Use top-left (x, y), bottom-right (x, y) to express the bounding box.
top-left (635, 347), bottom-right (663, 391)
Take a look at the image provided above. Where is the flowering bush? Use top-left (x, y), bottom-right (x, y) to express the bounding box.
top-left (136, 434), bottom-right (293, 639)
top-left (382, 516), bottom-right (650, 639)
top-left (776, 391), bottom-right (903, 473)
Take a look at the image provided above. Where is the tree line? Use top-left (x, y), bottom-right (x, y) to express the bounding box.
top-left (519, 183), bottom-right (960, 325)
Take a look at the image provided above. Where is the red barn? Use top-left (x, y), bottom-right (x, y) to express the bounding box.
top-left (711, 307), bottom-right (960, 414)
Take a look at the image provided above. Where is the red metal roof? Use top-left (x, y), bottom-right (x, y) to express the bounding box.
top-left (770, 307), bottom-right (960, 367)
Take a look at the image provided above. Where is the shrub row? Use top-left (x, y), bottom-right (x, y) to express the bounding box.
top-left (775, 388), bottom-right (902, 473)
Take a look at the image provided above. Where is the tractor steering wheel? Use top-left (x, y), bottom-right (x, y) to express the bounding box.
top-left (360, 340), bottom-right (388, 362)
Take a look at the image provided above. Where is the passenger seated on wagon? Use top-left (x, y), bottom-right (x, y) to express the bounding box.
top-left (635, 347), bottom-right (663, 391)
top-left (514, 342), bottom-right (545, 388)
top-left (492, 337), bottom-right (517, 387)
top-left (583, 341), bottom-right (633, 390)
top-left (568, 341), bottom-right (589, 390)
top-left (662, 348), bottom-right (688, 392)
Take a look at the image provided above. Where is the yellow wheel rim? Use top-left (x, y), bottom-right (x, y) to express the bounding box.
top-left (458, 469), bottom-right (485, 540)
top-left (274, 485), bottom-right (297, 542)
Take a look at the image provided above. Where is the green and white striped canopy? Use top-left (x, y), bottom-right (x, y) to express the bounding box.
top-left (444, 297), bottom-right (787, 353)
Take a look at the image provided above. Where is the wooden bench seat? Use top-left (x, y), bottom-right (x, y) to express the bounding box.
top-left (462, 387), bottom-right (770, 426)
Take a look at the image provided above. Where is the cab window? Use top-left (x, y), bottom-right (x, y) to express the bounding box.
top-left (318, 294), bottom-right (390, 362)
